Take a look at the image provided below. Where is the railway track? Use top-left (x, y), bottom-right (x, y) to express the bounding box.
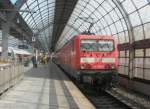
top-left (55, 62), bottom-right (146, 109)
top-left (78, 84), bottom-right (133, 109)
top-left (89, 92), bottom-right (129, 109)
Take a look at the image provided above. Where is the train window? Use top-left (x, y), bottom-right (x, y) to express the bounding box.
top-left (80, 40), bottom-right (97, 51)
top-left (98, 40), bottom-right (114, 52)
top-left (80, 39), bottom-right (114, 52)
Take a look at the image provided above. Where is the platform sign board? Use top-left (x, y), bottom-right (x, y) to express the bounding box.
top-left (18, 45), bottom-right (28, 49)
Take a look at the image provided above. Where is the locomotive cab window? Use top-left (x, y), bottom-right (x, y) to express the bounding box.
top-left (80, 39), bottom-right (114, 52)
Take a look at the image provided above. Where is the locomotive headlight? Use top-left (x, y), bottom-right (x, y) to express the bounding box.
top-left (111, 64), bottom-right (116, 69)
top-left (102, 58), bottom-right (115, 63)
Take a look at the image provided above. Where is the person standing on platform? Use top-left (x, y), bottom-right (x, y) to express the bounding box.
top-left (31, 55), bottom-right (37, 68)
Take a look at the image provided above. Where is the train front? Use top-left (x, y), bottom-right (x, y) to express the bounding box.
top-left (78, 35), bottom-right (119, 87)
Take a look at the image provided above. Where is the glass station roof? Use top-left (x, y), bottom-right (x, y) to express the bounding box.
top-left (15, 0), bottom-right (55, 51)
top-left (9, 0), bottom-right (150, 51)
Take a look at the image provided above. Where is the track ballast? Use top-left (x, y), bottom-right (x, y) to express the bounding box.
top-left (79, 84), bottom-right (132, 109)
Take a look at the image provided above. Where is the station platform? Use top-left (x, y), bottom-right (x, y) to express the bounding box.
top-left (0, 61), bottom-right (95, 109)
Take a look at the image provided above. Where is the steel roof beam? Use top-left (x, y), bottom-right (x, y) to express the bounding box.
top-left (0, 0), bottom-right (43, 50)
top-left (51, 0), bottom-right (78, 51)
top-left (0, 11), bottom-right (31, 42)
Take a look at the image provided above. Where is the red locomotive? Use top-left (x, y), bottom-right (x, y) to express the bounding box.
top-left (55, 34), bottom-right (119, 88)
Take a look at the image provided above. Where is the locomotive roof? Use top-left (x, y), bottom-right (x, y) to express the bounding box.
top-left (77, 34), bottom-right (114, 40)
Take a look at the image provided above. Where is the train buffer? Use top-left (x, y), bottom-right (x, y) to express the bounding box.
top-left (0, 61), bottom-right (95, 109)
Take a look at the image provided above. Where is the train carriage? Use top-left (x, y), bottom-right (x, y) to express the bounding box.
top-left (55, 34), bottom-right (119, 88)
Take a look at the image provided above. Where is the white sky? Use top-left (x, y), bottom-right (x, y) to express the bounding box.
top-left (10, 0), bottom-right (17, 4)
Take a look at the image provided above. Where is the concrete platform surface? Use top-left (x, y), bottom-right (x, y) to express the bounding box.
top-left (0, 61), bottom-right (95, 109)
top-left (0, 64), bottom-right (49, 109)
top-left (49, 61), bottom-right (95, 109)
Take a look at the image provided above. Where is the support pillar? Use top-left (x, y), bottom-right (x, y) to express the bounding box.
top-left (1, 22), bottom-right (10, 61)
